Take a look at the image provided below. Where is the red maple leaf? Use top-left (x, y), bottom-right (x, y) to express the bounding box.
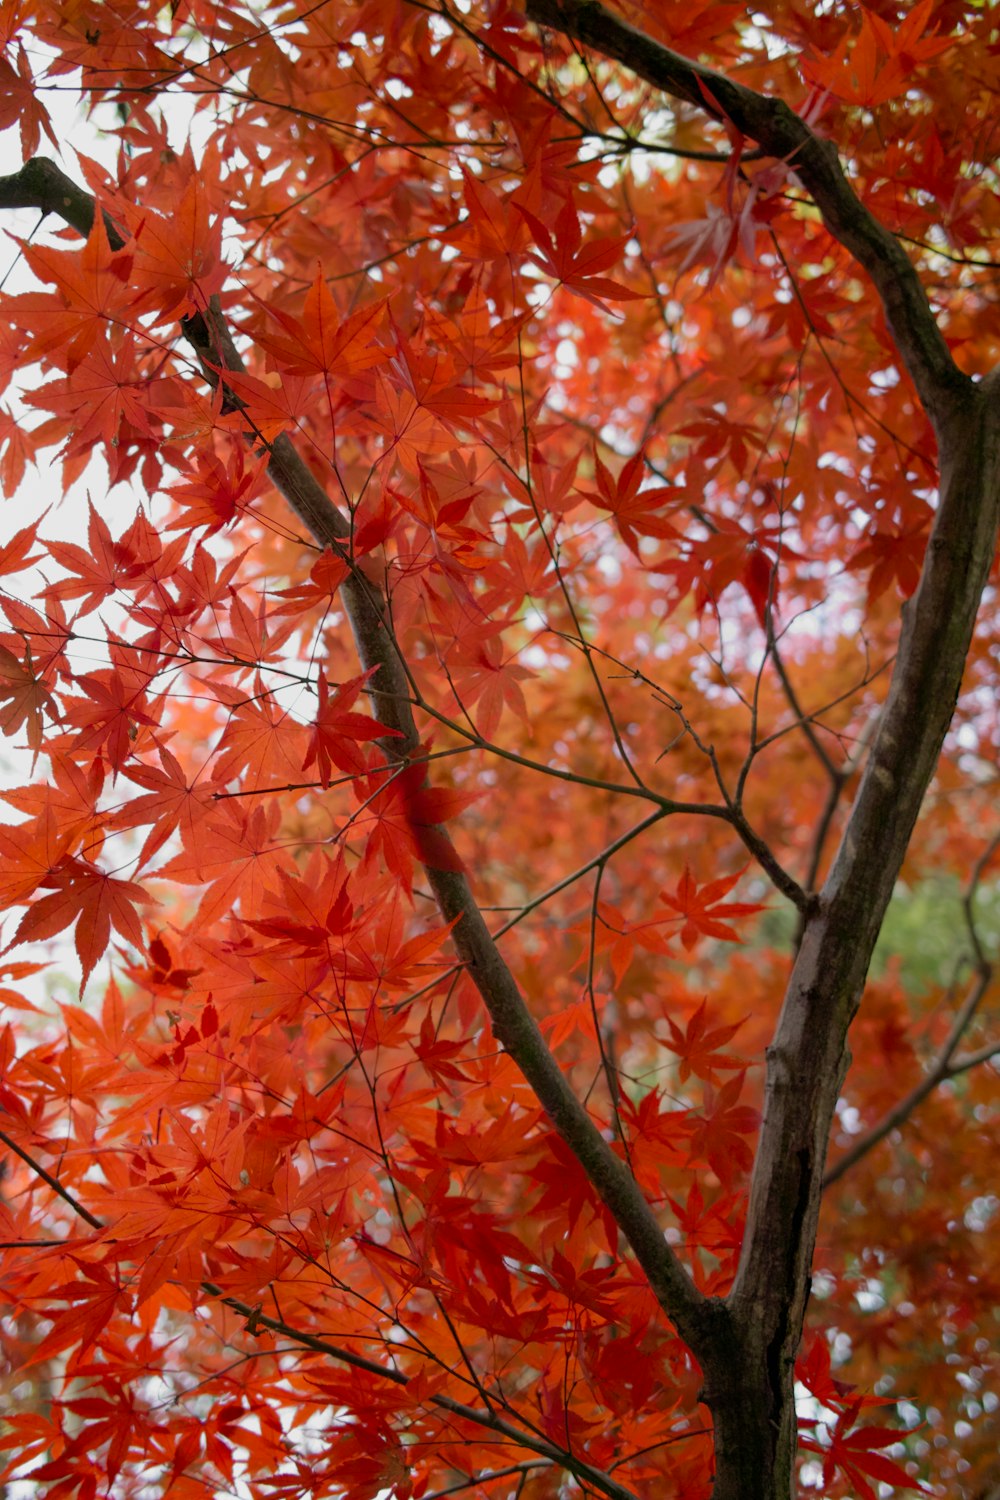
top-left (215, 366), bottom-right (315, 443)
top-left (800, 1399), bottom-right (928, 1500)
top-left (446, 166), bottom-right (532, 264)
top-left (0, 641), bottom-right (57, 759)
top-left (23, 1261), bottom-right (123, 1367)
top-left (304, 671), bottom-right (402, 789)
top-left (519, 197), bottom-right (642, 310)
top-left (801, 0), bottom-right (952, 108)
top-left (124, 178), bottom-right (227, 322)
top-left (66, 667), bottom-right (160, 776)
top-left (0, 405), bottom-right (36, 494)
top-left (359, 764), bottom-right (477, 891)
top-left (580, 447), bottom-right (680, 556)
top-left (687, 1073), bottom-right (760, 1188)
top-left (45, 500), bottom-right (148, 616)
top-left (0, 41), bottom-right (59, 157)
top-left (655, 866), bottom-right (765, 951)
top-left (796, 1335), bottom-right (859, 1412)
top-left (111, 744), bottom-right (223, 873)
top-left (11, 855), bottom-right (156, 993)
top-left (846, 513), bottom-right (931, 602)
top-left (156, 801), bottom-right (292, 925)
top-left (662, 1000), bottom-right (747, 1084)
top-left (210, 681), bottom-right (308, 792)
top-left (165, 447), bottom-right (268, 535)
top-left (661, 512), bottom-right (799, 626)
top-left (24, 338), bottom-right (155, 455)
top-left (0, 803), bottom-right (76, 908)
top-left (16, 210), bottom-right (133, 369)
top-left (255, 273), bottom-right (389, 380)
top-left (0, 515), bottom-right (43, 577)
top-left (272, 547), bottom-right (350, 616)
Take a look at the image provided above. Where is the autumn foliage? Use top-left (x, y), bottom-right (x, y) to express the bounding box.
top-left (0, 1), bottom-right (999, 1498)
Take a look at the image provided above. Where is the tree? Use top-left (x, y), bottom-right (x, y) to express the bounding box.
top-left (0, 0), bottom-right (997, 1496)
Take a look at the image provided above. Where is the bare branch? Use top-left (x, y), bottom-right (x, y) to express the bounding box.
top-left (419, 1463), bottom-right (551, 1500)
top-left (944, 1037), bottom-right (1000, 1078)
top-left (822, 963), bottom-right (991, 1188)
top-left (766, 630), bottom-right (844, 787)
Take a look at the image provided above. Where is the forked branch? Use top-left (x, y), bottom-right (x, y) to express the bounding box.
top-left (517, 4), bottom-right (1000, 1494)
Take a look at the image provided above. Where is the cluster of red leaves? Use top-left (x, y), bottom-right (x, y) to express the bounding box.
top-left (0, 0), bottom-right (997, 1498)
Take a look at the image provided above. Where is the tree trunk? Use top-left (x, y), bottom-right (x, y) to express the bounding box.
top-left (697, 388), bottom-right (1000, 1497)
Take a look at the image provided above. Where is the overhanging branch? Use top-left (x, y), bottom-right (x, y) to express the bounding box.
top-left (825, 831), bottom-right (1000, 1186)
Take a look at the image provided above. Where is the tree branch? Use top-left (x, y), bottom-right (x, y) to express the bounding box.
top-left (419, 1462), bottom-right (551, 1500)
top-left (944, 1036), bottom-right (1000, 1077)
top-left (210, 1292), bottom-right (643, 1500)
top-left (515, 4), bottom-right (1000, 1489)
top-left (0, 156), bottom-right (113, 240)
top-left (766, 630), bottom-right (844, 788)
top-left (822, 961), bottom-right (992, 1188)
top-left (0, 1125), bottom-right (103, 1229)
top-left (0, 155), bottom-right (710, 1348)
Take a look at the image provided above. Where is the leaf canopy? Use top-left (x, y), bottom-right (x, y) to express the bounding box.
top-left (0, 1), bottom-right (998, 1498)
